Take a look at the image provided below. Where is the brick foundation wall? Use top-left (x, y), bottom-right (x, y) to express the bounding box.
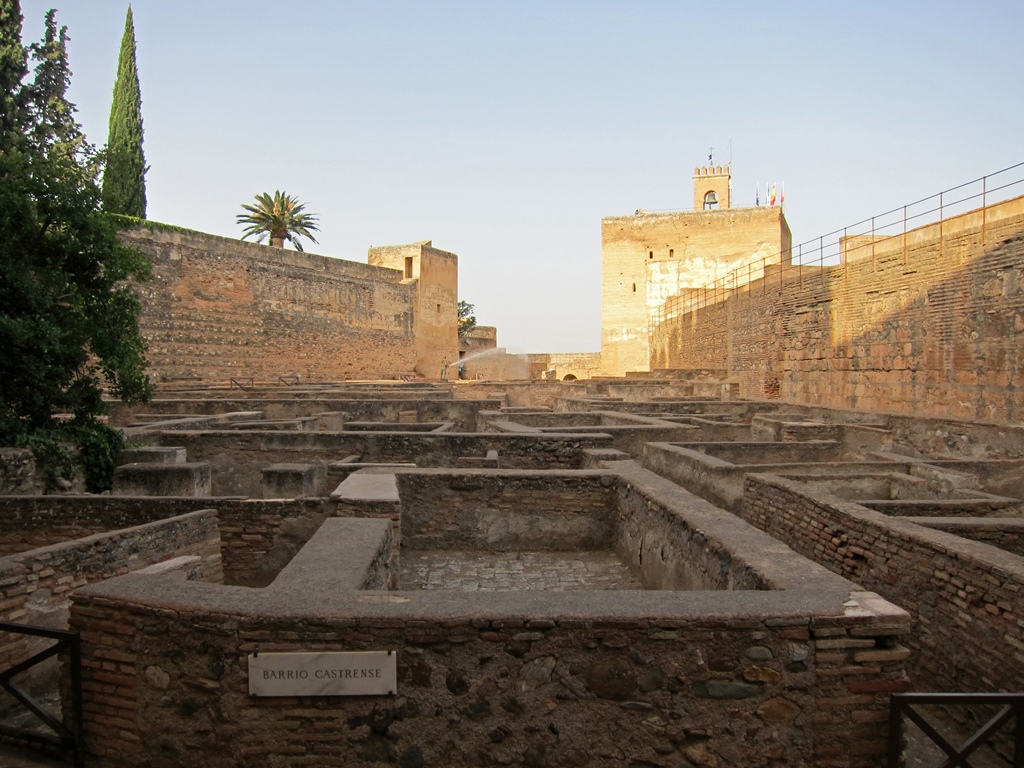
top-left (0, 495), bottom-right (331, 588)
top-left (651, 196), bottom-right (1024, 422)
top-left (615, 479), bottom-right (768, 590)
top-left (111, 397), bottom-right (498, 433)
top-left (914, 519), bottom-right (1024, 559)
top-left (394, 471), bottom-right (617, 550)
top-left (69, 579), bottom-right (908, 768)
top-left (0, 510), bottom-right (222, 693)
top-left (742, 473), bottom-right (1024, 695)
top-left (148, 431), bottom-right (607, 496)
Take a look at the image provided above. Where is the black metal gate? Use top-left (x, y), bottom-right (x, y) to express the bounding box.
top-left (0, 621), bottom-right (84, 767)
top-left (889, 692), bottom-right (1024, 768)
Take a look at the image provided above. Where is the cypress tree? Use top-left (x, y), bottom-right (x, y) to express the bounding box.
top-left (101, 5), bottom-right (146, 218)
top-left (0, 0), bottom-right (28, 148)
top-left (1, 3), bottom-right (153, 490)
top-left (28, 10), bottom-right (85, 162)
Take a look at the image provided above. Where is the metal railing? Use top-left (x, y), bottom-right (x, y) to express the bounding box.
top-left (889, 692), bottom-right (1024, 767)
top-left (0, 621), bottom-right (84, 767)
top-left (649, 162), bottom-right (1024, 330)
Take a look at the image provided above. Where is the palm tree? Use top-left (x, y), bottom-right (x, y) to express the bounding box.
top-left (237, 191), bottom-right (320, 251)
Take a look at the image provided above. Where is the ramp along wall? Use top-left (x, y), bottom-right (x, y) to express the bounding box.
top-left (649, 187), bottom-right (1024, 423)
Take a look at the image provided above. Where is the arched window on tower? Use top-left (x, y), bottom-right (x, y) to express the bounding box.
top-left (703, 191), bottom-right (719, 210)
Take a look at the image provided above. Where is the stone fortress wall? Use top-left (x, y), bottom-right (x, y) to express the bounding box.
top-left (122, 228), bottom-right (459, 384)
top-left (600, 165), bottom-right (792, 376)
top-left (649, 194), bottom-right (1024, 422)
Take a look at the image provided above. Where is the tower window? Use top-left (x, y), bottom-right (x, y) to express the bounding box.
top-left (669, 249), bottom-right (674, 258)
top-left (648, 251), bottom-right (653, 259)
top-left (632, 283), bottom-right (636, 292)
top-left (703, 191), bottom-right (719, 210)
top-left (404, 257), bottom-right (413, 278)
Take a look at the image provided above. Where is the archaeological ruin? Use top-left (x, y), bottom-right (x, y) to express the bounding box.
top-left (2, 162), bottom-right (1024, 767)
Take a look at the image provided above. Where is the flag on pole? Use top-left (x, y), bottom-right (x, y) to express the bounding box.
top-left (780, 182), bottom-right (785, 208)
top-left (770, 183), bottom-right (777, 206)
top-left (755, 183), bottom-right (760, 206)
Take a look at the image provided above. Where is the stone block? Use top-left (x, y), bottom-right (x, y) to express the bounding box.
top-left (118, 446), bottom-right (187, 465)
top-left (261, 463), bottom-right (320, 499)
top-left (112, 462), bottom-right (211, 497)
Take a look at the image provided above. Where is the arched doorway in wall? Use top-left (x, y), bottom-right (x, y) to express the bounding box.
top-left (562, 374), bottom-right (578, 381)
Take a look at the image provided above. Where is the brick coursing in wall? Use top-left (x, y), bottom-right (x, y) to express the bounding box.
top-left (69, 590), bottom-right (907, 768)
top-left (121, 228), bottom-right (422, 383)
top-left (149, 431), bottom-right (604, 496)
top-left (651, 197), bottom-right (1024, 422)
top-left (395, 471), bottom-right (618, 551)
top-left (0, 510), bottom-right (222, 683)
top-left (742, 474), bottom-right (1024, 698)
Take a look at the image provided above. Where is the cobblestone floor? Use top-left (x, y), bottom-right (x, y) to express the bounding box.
top-left (399, 550), bottom-right (646, 591)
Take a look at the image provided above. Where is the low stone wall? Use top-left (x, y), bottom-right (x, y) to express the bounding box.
top-left (0, 509), bottom-right (222, 694)
top-left (914, 518), bottom-right (1024, 558)
top-left (395, 470), bottom-right (617, 551)
top-left (268, 518), bottom-right (395, 592)
top-left (111, 397), bottom-right (499, 433)
top-left (144, 431), bottom-right (609, 496)
top-left (62, 462), bottom-right (912, 767)
top-left (641, 441), bottom-right (912, 511)
top-left (742, 473), bottom-right (1024, 698)
top-left (452, 380), bottom-right (587, 408)
top-left (0, 495), bottom-right (330, 587)
top-left (614, 463), bottom-right (772, 590)
top-left (0, 496), bottom-right (223, 557)
top-left (70, 575), bottom-right (909, 768)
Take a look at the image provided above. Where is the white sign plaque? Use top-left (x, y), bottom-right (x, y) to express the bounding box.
top-left (248, 651), bottom-right (397, 697)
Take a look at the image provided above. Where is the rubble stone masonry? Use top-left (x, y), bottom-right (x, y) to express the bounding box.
top-left (70, 578), bottom-right (909, 768)
top-left (121, 228), bottom-right (438, 383)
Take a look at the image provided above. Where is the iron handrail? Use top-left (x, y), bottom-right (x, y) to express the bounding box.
top-left (0, 621), bottom-right (84, 767)
top-left (649, 161), bottom-right (1024, 328)
top-left (229, 376), bottom-right (254, 391)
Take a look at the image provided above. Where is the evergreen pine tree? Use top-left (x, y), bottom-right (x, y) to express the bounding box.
top-left (101, 5), bottom-right (146, 218)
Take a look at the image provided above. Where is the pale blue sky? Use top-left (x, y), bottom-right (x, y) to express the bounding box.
top-left (18, 1), bottom-right (1023, 352)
